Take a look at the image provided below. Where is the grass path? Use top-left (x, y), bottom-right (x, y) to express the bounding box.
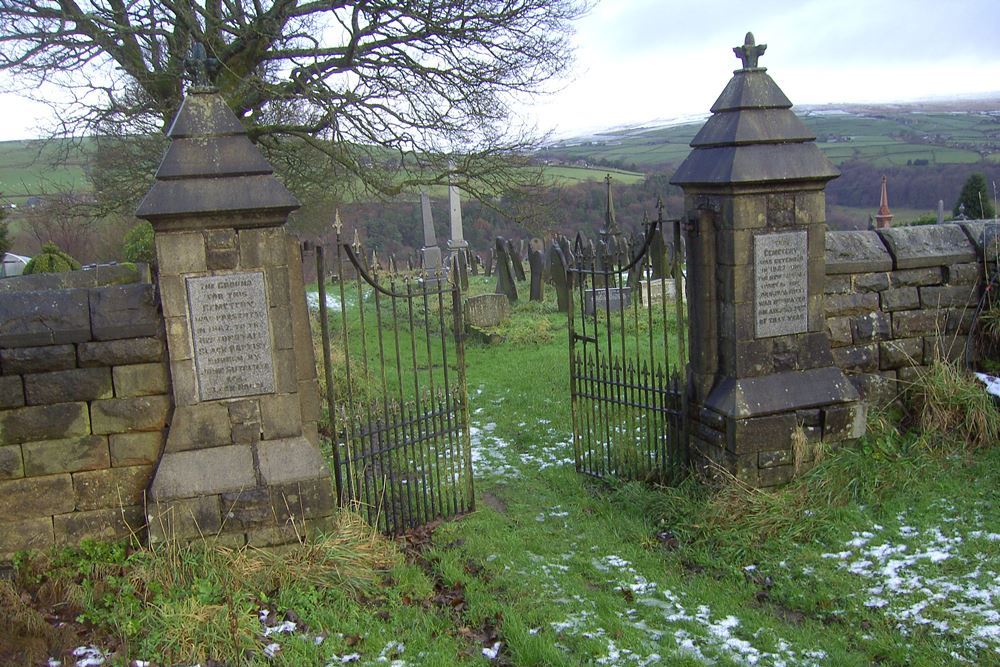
top-left (396, 318), bottom-right (998, 666)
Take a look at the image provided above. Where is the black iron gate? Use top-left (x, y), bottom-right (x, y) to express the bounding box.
top-left (568, 204), bottom-right (688, 483)
top-left (315, 222), bottom-right (473, 535)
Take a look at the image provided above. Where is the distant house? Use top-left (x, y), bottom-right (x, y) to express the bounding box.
top-left (1, 253), bottom-right (31, 278)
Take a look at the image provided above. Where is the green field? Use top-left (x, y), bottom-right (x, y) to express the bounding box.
top-left (0, 139), bottom-right (90, 202)
top-left (541, 110), bottom-right (1000, 169)
top-left (0, 138), bottom-right (642, 204)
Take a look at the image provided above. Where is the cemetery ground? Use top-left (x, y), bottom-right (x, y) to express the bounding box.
top-left (3, 277), bottom-right (999, 666)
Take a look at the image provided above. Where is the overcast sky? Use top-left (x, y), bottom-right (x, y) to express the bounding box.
top-left (526, 0), bottom-right (1000, 137)
top-left (1, 0), bottom-right (999, 142)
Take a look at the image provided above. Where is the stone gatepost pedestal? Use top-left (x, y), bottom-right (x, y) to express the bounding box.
top-left (136, 89), bottom-right (334, 546)
top-left (671, 34), bottom-right (865, 487)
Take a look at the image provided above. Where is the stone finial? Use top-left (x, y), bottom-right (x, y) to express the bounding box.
top-left (184, 42), bottom-right (221, 91)
top-left (875, 175), bottom-right (893, 229)
top-left (601, 174), bottom-right (621, 240)
top-left (733, 32), bottom-right (766, 69)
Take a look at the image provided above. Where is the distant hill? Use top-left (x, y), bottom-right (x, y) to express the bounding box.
top-left (537, 102), bottom-right (1000, 171)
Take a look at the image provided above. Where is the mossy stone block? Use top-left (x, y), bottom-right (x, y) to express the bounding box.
top-left (24, 367), bottom-right (113, 405)
top-left (53, 505), bottom-right (144, 546)
top-left (0, 474), bottom-right (74, 517)
top-left (72, 464), bottom-right (153, 511)
top-left (90, 395), bottom-right (171, 435)
top-left (22, 435), bottom-right (110, 476)
top-left (0, 402), bottom-right (90, 445)
top-left (77, 337), bottom-right (164, 367)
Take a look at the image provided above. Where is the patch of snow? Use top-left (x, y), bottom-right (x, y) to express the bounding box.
top-left (72, 647), bottom-right (108, 667)
top-left (974, 372), bottom-right (1000, 397)
top-left (482, 642), bottom-right (502, 659)
top-left (305, 291), bottom-right (343, 312)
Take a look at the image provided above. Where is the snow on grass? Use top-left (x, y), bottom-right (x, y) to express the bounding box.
top-left (819, 505), bottom-right (999, 659)
top-left (468, 421), bottom-right (519, 478)
top-left (305, 291), bottom-right (343, 312)
top-left (535, 549), bottom-right (825, 666)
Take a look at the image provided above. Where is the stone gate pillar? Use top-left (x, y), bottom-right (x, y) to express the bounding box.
top-left (136, 89), bottom-right (334, 545)
top-left (671, 34), bottom-right (865, 487)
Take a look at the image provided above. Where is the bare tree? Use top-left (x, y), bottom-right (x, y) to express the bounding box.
top-left (0, 0), bottom-right (588, 208)
top-left (16, 192), bottom-right (97, 261)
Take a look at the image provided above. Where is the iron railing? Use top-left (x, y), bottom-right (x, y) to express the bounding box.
top-left (568, 207), bottom-right (688, 483)
top-left (315, 228), bottom-right (473, 535)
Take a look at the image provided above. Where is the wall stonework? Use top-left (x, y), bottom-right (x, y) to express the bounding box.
top-left (824, 222), bottom-right (992, 406)
top-left (0, 265), bottom-right (168, 559)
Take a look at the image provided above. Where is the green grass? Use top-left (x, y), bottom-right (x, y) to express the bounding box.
top-left (0, 139), bottom-right (91, 203)
top-left (8, 277), bottom-right (1000, 666)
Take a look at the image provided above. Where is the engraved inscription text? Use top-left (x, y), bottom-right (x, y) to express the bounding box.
top-left (187, 272), bottom-right (275, 400)
top-left (754, 231), bottom-right (808, 338)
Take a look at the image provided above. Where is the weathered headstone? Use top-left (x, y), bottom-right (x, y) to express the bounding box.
top-left (508, 239), bottom-right (526, 282)
top-left (650, 225), bottom-right (668, 279)
top-left (548, 241), bottom-right (573, 313)
top-left (670, 33), bottom-right (863, 488)
top-left (446, 170), bottom-right (469, 290)
top-left (583, 287), bottom-right (632, 315)
top-left (528, 248), bottom-right (545, 302)
top-left (135, 87), bottom-right (334, 546)
top-left (637, 277), bottom-right (683, 306)
top-left (625, 232), bottom-right (645, 292)
top-left (420, 191), bottom-right (443, 275)
top-left (494, 237), bottom-right (518, 302)
top-left (464, 294), bottom-right (511, 328)
top-left (484, 249), bottom-right (494, 277)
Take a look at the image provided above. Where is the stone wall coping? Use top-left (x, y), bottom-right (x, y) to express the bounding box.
top-left (0, 263), bottom-right (149, 293)
top-left (825, 230), bottom-right (892, 274)
top-left (877, 223), bottom-right (977, 270)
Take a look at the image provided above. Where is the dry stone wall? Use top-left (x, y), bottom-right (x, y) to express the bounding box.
top-left (0, 264), bottom-right (169, 559)
top-left (825, 222), bottom-right (994, 404)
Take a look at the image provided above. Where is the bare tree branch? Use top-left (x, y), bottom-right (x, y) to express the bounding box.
top-left (0, 0), bottom-right (588, 211)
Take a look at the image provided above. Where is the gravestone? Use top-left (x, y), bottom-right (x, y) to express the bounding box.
top-left (507, 239), bottom-right (526, 282)
top-left (583, 287), bottom-right (632, 315)
top-left (528, 240), bottom-right (545, 302)
top-left (671, 33), bottom-right (863, 488)
top-left (420, 191), bottom-right (444, 277)
top-left (468, 251), bottom-right (479, 276)
top-left (548, 242), bottom-right (572, 313)
top-left (650, 226), bottom-right (668, 279)
top-left (484, 249), bottom-right (494, 277)
top-left (494, 237), bottom-right (518, 302)
top-left (135, 87), bottom-right (334, 546)
top-left (464, 294), bottom-right (511, 328)
top-left (446, 172), bottom-right (469, 290)
top-left (625, 231), bottom-right (645, 292)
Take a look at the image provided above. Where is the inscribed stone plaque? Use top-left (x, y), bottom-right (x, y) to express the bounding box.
top-left (754, 231), bottom-right (808, 338)
top-left (187, 272), bottom-right (275, 401)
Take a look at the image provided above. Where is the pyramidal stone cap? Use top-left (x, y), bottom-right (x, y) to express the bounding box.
top-left (672, 33), bottom-right (839, 187)
top-left (136, 90), bottom-right (300, 228)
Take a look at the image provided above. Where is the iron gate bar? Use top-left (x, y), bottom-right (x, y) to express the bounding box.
top-left (316, 229), bottom-right (473, 536)
top-left (568, 207), bottom-right (688, 484)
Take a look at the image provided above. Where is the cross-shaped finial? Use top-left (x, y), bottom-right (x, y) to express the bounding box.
top-left (184, 42), bottom-right (221, 90)
top-left (733, 32), bottom-right (766, 69)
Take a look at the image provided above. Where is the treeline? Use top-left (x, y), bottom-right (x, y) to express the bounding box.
top-left (304, 173), bottom-right (685, 258)
top-left (826, 160), bottom-right (1000, 212)
top-left (296, 159), bottom-right (1000, 258)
